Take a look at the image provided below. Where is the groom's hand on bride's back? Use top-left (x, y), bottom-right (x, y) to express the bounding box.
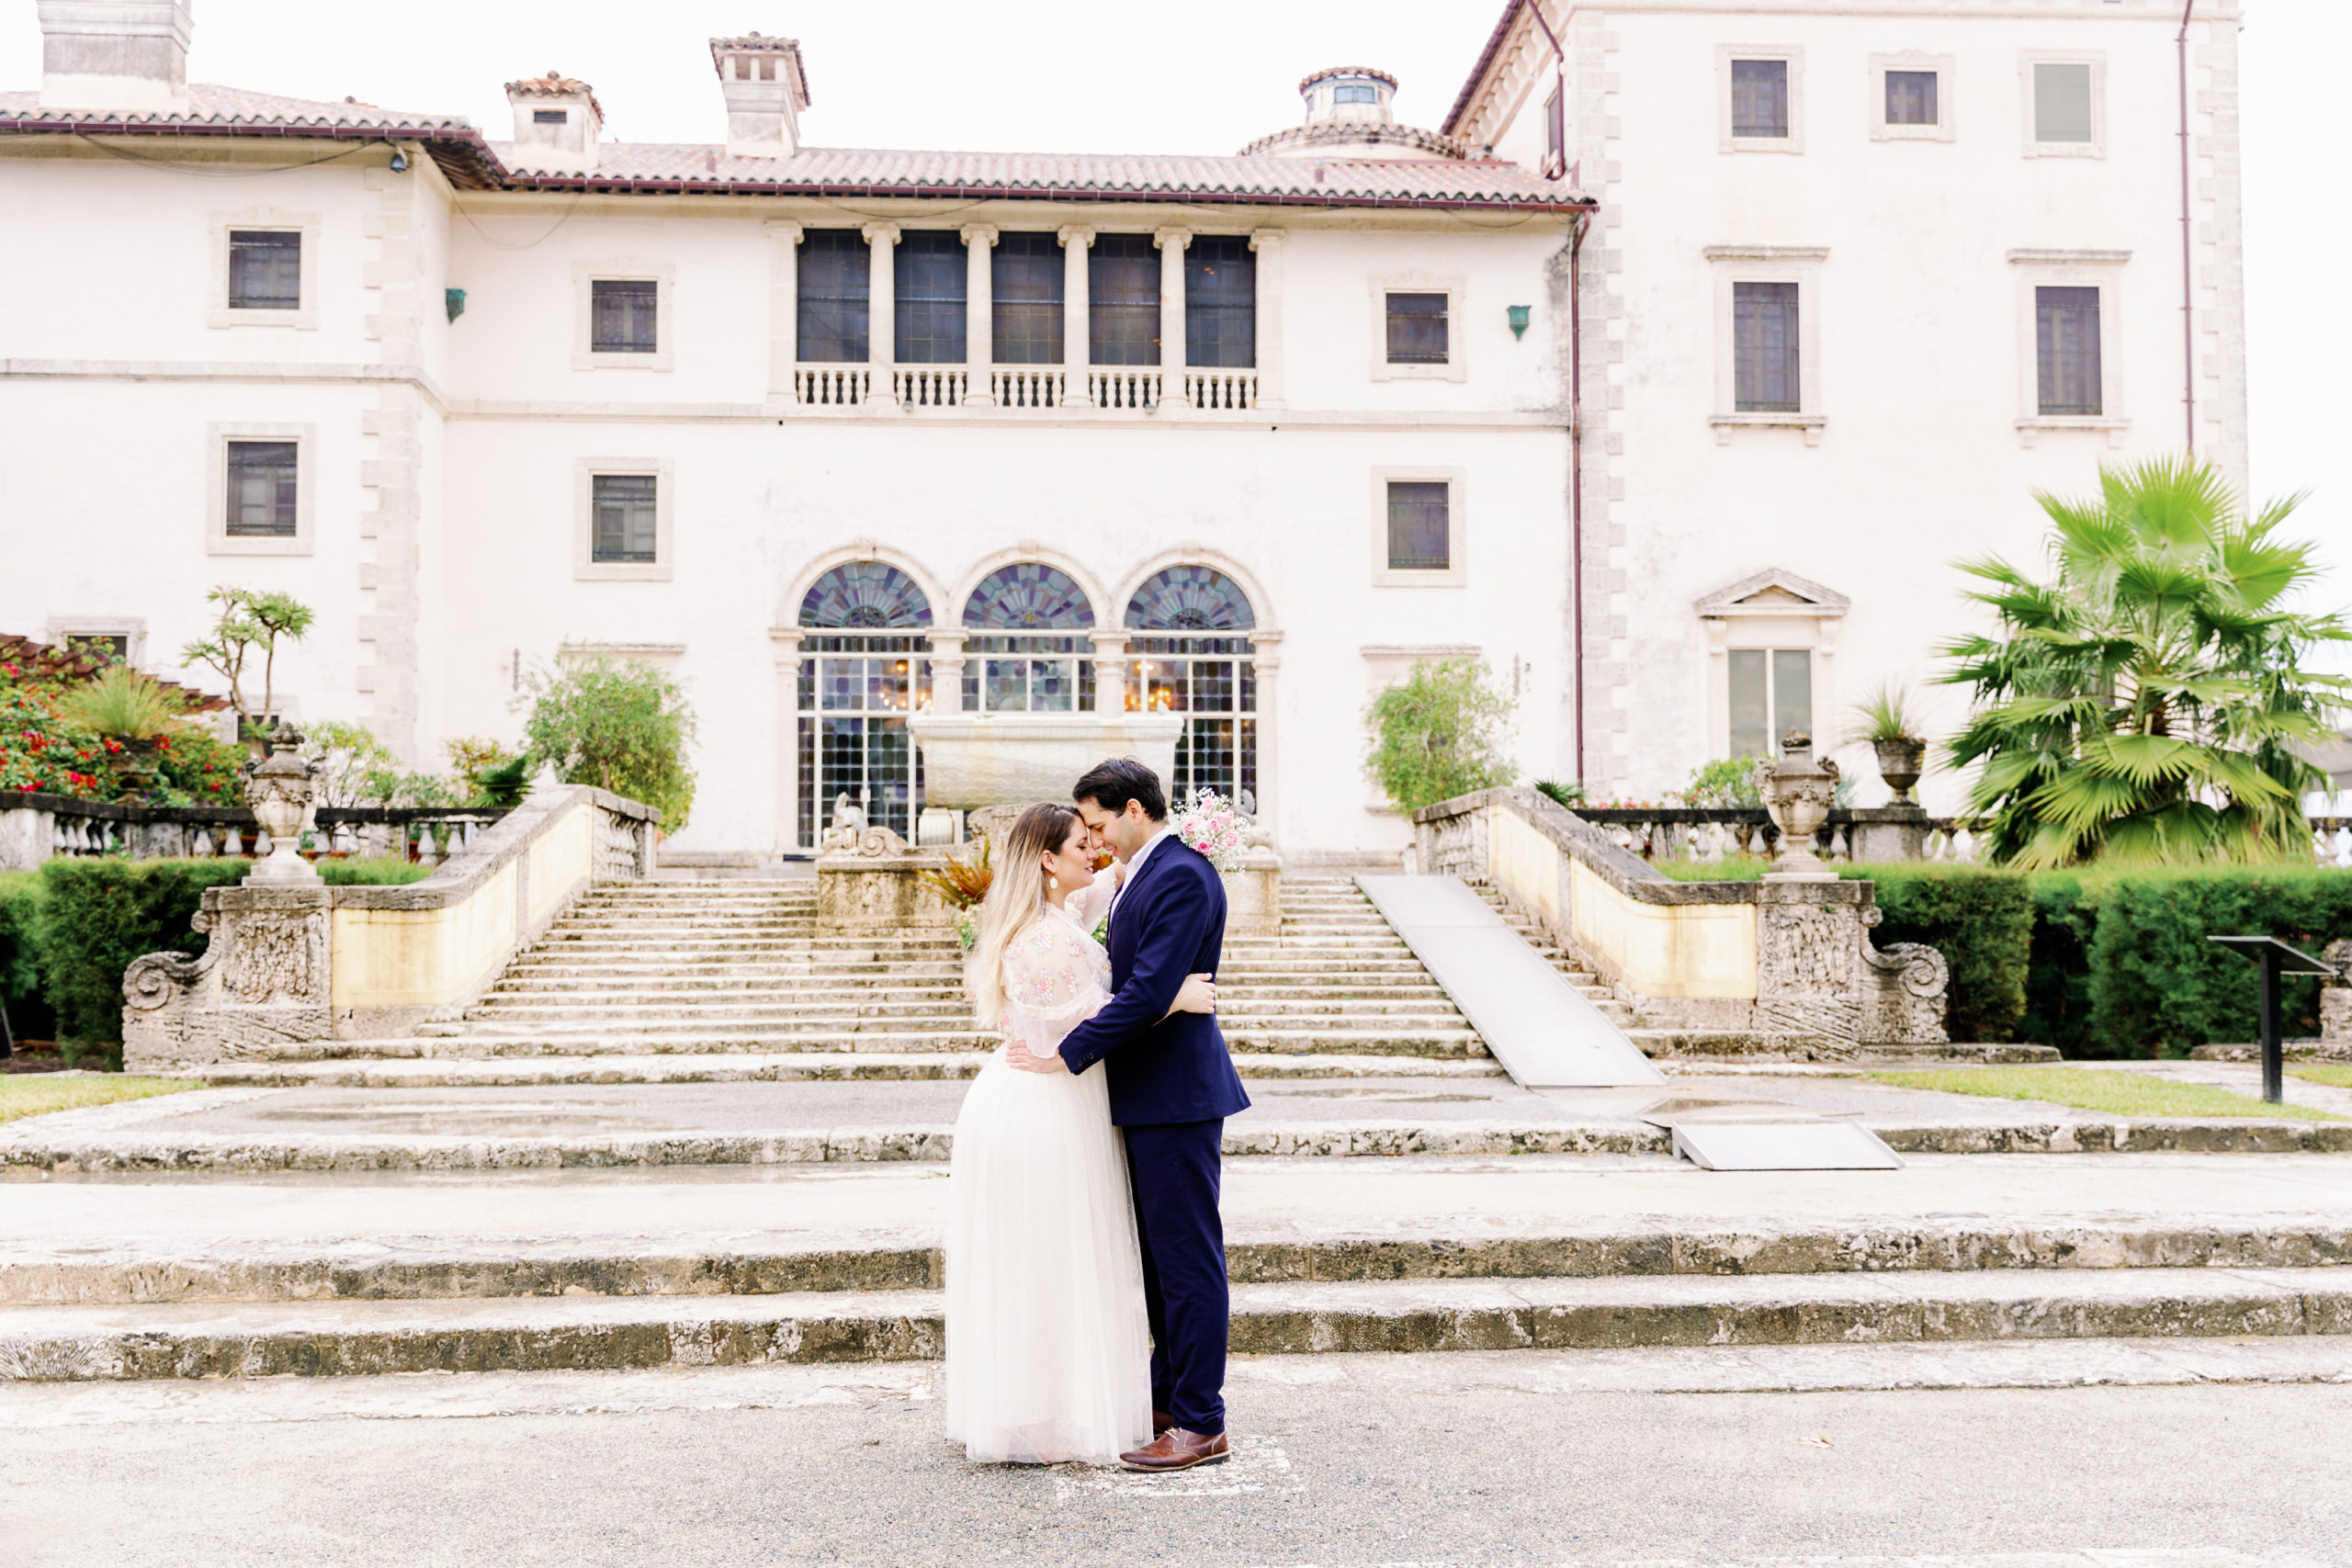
top-left (1003, 1037), bottom-right (1072, 1075)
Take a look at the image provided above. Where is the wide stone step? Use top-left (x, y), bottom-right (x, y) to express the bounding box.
top-left (465, 1003), bottom-right (978, 1025)
top-left (178, 1052), bottom-right (1516, 1087)
top-left (9, 1267), bottom-right (2345, 1380)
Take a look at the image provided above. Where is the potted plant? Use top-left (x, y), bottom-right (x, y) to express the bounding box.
top-left (915, 837), bottom-right (993, 951)
top-left (1850, 682), bottom-right (1927, 806)
top-left (59, 666), bottom-right (187, 803)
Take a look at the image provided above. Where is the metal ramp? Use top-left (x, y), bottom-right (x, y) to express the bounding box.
top-left (1356, 874), bottom-right (1665, 1089)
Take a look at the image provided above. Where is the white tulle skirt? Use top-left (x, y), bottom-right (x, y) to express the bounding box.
top-left (944, 1048), bottom-right (1154, 1465)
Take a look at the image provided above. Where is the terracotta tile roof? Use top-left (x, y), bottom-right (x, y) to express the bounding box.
top-left (502, 72), bottom-right (604, 122)
top-left (0, 83), bottom-right (471, 131)
top-left (508, 141), bottom-right (1587, 210)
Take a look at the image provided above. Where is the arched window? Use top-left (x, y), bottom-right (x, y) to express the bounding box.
top-left (795, 562), bottom-right (933, 848)
top-left (1125, 567), bottom-right (1257, 813)
top-left (962, 563), bottom-right (1095, 713)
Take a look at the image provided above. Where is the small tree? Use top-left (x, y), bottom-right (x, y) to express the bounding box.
top-left (1939, 457), bottom-right (2349, 867)
top-left (447, 736), bottom-right (530, 807)
top-left (1363, 657), bottom-right (1518, 814)
top-left (179, 586), bottom-right (315, 755)
top-left (518, 657), bottom-right (697, 828)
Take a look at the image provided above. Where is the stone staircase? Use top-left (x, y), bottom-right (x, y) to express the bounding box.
top-left (235, 874), bottom-right (1502, 1078)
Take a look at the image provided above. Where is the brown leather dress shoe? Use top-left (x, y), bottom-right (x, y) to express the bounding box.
top-left (1152, 1409), bottom-right (1174, 1437)
top-left (1120, 1427), bottom-right (1228, 1472)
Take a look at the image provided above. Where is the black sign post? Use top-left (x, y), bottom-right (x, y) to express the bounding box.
top-left (2208, 936), bottom-right (2339, 1105)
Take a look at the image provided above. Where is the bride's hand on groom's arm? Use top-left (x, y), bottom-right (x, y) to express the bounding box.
top-left (1003, 1037), bottom-right (1071, 1075)
top-left (1165, 973), bottom-right (1216, 1019)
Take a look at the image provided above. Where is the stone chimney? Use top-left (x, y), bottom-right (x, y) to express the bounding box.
top-left (503, 70), bottom-right (602, 174)
top-left (710, 33), bottom-right (809, 159)
top-left (1240, 67), bottom-right (1463, 162)
top-left (36, 0), bottom-right (193, 114)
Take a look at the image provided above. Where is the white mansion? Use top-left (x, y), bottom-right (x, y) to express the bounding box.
top-left (0, 0), bottom-right (2247, 863)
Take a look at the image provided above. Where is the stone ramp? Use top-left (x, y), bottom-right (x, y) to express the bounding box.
top-left (1360, 874), bottom-right (1663, 1088)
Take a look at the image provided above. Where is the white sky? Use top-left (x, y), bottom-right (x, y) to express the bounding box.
top-left (3, 0), bottom-right (2344, 661)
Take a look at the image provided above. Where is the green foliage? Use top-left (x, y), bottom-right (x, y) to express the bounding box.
top-left (518, 657), bottom-right (696, 828)
top-left (916, 837), bottom-right (992, 910)
top-left (1363, 658), bottom-right (1517, 814)
top-left (179, 585), bottom-right (315, 753)
top-left (1534, 780), bottom-right (1587, 811)
top-left (1870, 1066), bottom-right (2346, 1122)
top-left (0, 871), bottom-right (49, 1043)
top-left (1843, 864), bottom-right (2035, 1044)
top-left (1939, 457), bottom-right (2349, 868)
top-left (318, 857), bottom-right (434, 886)
top-left (300, 721), bottom-right (456, 807)
top-left (1679, 756), bottom-right (1766, 807)
top-left (0, 1076), bottom-right (201, 1123)
top-left (1848, 680), bottom-right (1923, 744)
top-left (59, 667), bottom-right (183, 740)
top-left (447, 737), bottom-right (528, 806)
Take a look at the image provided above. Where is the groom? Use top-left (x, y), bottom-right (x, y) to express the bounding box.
top-left (1003, 758), bottom-right (1249, 1472)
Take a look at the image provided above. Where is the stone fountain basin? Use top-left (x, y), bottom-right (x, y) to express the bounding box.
top-left (907, 712), bottom-right (1182, 810)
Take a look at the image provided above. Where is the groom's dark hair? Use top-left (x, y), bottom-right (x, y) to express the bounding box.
top-left (1073, 758), bottom-right (1167, 823)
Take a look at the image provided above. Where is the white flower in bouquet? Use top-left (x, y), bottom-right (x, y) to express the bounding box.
top-left (1172, 788), bottom-right (1247, 874)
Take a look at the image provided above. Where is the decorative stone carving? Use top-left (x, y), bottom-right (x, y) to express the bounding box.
top-left (2323, 940), bottom-right (2351, 1047)
top-left (221, 914), bottom-right (320, 1003)
top-left (1754, 728), bottom-right (1838, 881)
top-left (1859, 933), bottom-right (1951, 1046)
top-left (244, 721), bottom-right (322, 884)
top-left (120, 884), bottom-right (334, 1070)
top-left (1873, 738), bottom-right (1926, 806)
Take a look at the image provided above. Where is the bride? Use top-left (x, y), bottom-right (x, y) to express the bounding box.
top-left (944, 801), bottom-right (1216, 1466)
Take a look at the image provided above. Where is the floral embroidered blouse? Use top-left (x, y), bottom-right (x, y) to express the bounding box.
top-left (997, 880), bottom-right (1117, 1060)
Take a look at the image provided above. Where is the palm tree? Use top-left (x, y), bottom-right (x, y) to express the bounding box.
top-left (1939, 457), bottom-right (2349, 868)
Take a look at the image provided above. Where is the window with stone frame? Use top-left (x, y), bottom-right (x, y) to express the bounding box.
top-left (894, 231), bottom-right (967, 364)
top-left (224, 440), bottom-right (300, 536)
top-left (1733, 281), bottom-right (1801, 412)
top-left (1385, 481), bottom-right (1451, 571)
top-left (2035, 286), bottom-right (2102, 415)
top-left (1727, 649), bottom-right (1813, 758)
top-left (992, 233), bottom-right (1064, 365)
top-left (1884, 70), bottom-right (1938, 127)
top-left (590, 473), bottom-right (660, 563)
top-left (1731, 59), bottom-right (1790, 139)
top-left (1089, 233), bottom-right (1160, 366)
top-left (590, 278), bottom-right (659, 354)
top-left (1185, 237), bottom-right (1256, 368)
top-left (797, 230), bottom-right (871, 363)
top-left (1385, 292), bottom-right (1450, 365)
top-left (2033, 62), bottom-right (2094, 144)
top-left (228, 230), bottom-right (301, 310)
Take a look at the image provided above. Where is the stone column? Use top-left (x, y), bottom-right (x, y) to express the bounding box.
top-left (1088, 629), bottom-right (1128, 715)
top-left (1059, 225), bottom-right (1094, 406)
top-left (1249, 229), bottom-right (1285, 409)
top-left (926, 630), bottom-right (967, 718)
top-left (0, 803), bottom-right (51, 872)
top-left (1156, 227), bottom-right (1190, 414)
top-left (959, 224), bottom-right (996, 405)
top-left (770, 626), bottom-right (806, 854)
top-left (1248, 629), bottom-right (1283, 840)
top-left (765, 220), bottom-right (802, 400)
top-left (862, 221), bottom-right (899, 397)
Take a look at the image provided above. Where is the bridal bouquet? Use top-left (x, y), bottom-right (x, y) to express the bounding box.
top-left (1172, 788), bottom-right (1247, 874)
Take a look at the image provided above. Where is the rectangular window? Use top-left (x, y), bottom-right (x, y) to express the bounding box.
top-left (1385, 481), bottom-right (1450, 571)
top-left (797, 230), bottom-right (870, 363)
top-left (533, 108), bottom-right (568, 125)
top-left (1731, 59), bottom-right (1789, 139)
top-left (63, 633), bottom-right (130, 662)
top-left (1733, 281), bottom-right (1801, 412)
top-left (1334, 84), bottom-right (1377, 106)
top-left (1727, 649), bottom-right (1814, 758)
top-left (228, 231), bottom-right (301, 310)
top-left (1385, 292), bottom-right (1449, 365)
top-left (1544, 87), bottom-right (1565, 173)
top-left (991, 232), bottom-right (1064, 365)
top-left (1089, 232), bottom-right (1160, 366)
top-left (1186, 236), bottom-right (1255, 368)
top-left (2035, 286), bottom-right (2102, 415)
top-left (2034, 62), bottom-right (2094, 143)
top-left (590, 278), bottom-right (659, 354)
top-left (893, 230), bottom-right (967, 364)
top-left (1885, 70), bottom-right (1938, 127)
top-left (224, 441), bottom-right (299, 536)
top-left (591, 473), bottom-right (659, 563)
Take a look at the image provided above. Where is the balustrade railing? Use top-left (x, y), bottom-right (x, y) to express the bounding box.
top-left (1183, 368), bottom-right (1259, 410)
top-left (989, 366), bottom-right (1064, 408)
top-left (794, 364), bottom-right (871, 405)
top-left (1, 792), bottom-right (510, 872)
top-left (891, 367), bottom-right (967, 407)
top-left (793, 362), bottom-right (1269, 414)
top-left (1574, 809), bottom-right (2352, 869)
top-left (1089, 367), bottom-right (1160, 409)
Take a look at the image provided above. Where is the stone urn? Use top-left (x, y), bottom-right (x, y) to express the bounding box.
top-left (244, 721), bottom-right (322, 884)
top-left (1872, 737), bottom-right (1926, 807)
top-left (109, 736), bottom-right (164, 805)
top-left (1754, 728), bottom-right (1839, 881)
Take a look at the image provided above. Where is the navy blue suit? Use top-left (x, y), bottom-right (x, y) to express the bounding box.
top-left (1057, 835), bottom-right (1249, 1435)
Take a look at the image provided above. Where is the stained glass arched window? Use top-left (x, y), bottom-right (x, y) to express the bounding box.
top-left (794, 561), bottom-right (933, 850)
top-left (1124, 566), bottom-right (1254, 632)
top-left (799, 561), bottom-right (933, 629)
top-left (961, 564), bottom-right (1095, 630)
top-left (1124, 565), bottom-right (1256, 813)
top-left (961, 564), bottom-right (1095, 713)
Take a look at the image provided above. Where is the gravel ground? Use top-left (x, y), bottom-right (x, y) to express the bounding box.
top-left (4, 1366), bottom-right (2346, 1567)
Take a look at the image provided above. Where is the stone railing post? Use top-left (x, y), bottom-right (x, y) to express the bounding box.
top-left (0, 799), bottom-right (51, 872)
top-left (863, 221), bottom-right (900, 394)
top-left (1155, 227), bottom-right (1190, 414)
top-left (1059, 225), bottom-right (1093, 406)
top-left (960, 224), bottom-right (997, 405)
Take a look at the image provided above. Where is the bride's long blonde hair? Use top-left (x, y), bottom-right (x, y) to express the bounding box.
top-left (964, 802), bottom-right (1082, 1029)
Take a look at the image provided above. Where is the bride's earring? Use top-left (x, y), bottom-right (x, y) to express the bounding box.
top-left (1048, 874), bottom-right (1059, 891)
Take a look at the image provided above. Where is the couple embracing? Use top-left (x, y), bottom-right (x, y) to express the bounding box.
top-left (944, 758), bottom-right (1247, 1472)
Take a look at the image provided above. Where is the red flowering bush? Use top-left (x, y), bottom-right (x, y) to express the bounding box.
top-left (0, 664), bottom-right (243, 805)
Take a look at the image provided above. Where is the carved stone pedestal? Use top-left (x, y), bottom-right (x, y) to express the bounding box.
top-left (1225, 847), bottom-right (1283, 937)
top-left (1848, 805), bottom-right (1930, 863)
top-left (123, 884), bottom-right (333, 1070)
top-left (1754, 878), bottom-right (1950, 1051)
top-left (816, 822), bottom-right (954, 930)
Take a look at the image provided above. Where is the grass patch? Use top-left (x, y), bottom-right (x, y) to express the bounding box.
top-left (1870, 1066), bottom-right (2349, 1122)
top-left (1654, 858), bottom-right (1770, 882)
top-left (0, 1074), bottom-right (201, 1125)
top-left (2290, 1064), bottom-right (2352, 1090)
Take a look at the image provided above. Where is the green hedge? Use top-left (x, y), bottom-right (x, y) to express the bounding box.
top-left (22, 856), bottom-right (429, 1052)
top-left (1836, 865), bottom-right (2034, 1045)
